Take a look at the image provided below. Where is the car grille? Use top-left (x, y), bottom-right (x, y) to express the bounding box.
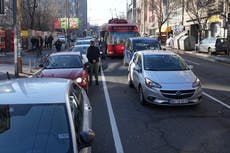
top-left (160, 90), bottom-right (195, 99)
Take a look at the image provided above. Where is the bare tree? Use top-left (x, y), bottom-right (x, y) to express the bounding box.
top-left (149, 0), bottom-right (179, 40)
top-left (186, 0), bottom-right (214, 41)
top-left (21, 0), bottom-right (57, 31)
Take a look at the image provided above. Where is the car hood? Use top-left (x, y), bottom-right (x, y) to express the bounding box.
top-left (144, 70), bottom-right (196, 84)
top-left (40, 68), bottom-right (83, 79)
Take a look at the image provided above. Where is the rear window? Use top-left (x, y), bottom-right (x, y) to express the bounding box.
top-left (133, 41), bottom-right (161, 51)
top-left (144, 54), bottom-right (189, 71)
top-left (0, 104), bottom-right (73, 153)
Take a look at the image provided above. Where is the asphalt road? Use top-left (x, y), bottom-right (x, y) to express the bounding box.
top-left (88, 54), bottom-right (230, 153)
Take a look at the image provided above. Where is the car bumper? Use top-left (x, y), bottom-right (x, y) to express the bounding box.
top-left (142, 86), bottom-right (202, 106)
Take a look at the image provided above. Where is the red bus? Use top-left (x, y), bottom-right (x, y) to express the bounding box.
top-left (100, 18), bottom-right (139, 57)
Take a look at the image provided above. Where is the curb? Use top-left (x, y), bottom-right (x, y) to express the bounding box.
top-left (172, 49), bottom-right (230, 64)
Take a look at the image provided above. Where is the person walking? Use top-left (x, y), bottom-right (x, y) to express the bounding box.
top-left (48, 34), bottom-right (53, 49)
top-left (86, 40), bottom-right (100, 85)
top-left (54, 38), bottom-right (62, 52)
top-left (37, 36), bottom-right (43, 56)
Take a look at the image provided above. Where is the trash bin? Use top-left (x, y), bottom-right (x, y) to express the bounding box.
top-left (179, 35), bottom-right (196, 51)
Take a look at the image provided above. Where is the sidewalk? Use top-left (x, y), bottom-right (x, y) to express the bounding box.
top-left (164, 46), bottom-right (230, 64)
top-left (0, 49), bottom-right (54, 80)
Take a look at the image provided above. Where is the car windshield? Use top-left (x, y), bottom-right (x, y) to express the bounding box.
top-left (0, 104), bottom-right (73, 153)
top-left (72, 46), bottom-right (89, 54)
top-left (107, 32), bottom-right (140, 45)
top-left (45, 55), bottom-right (83, 69)
top-left (133, 41), bottom-right (161, 51)
top-left (144, 54), bottom-right (189, 71)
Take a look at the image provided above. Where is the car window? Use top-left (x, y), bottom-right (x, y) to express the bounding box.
top-left (132, 53), bottom-right (138, 64)
top-left (45, 55), bottom-right (83, 69)
top-left (133, 41), bottom-right (161, 51)
top-left (73, 46), bottom-right (88, 54)
top-left (0, 104), bottom-right (73, 153)
top-left (144, 54), bottom-right (189, 71)
top-left (137, 54), bottom-right (142, 67)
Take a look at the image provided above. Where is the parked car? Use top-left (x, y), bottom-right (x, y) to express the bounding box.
top-left (128, 50), bottom-right (202, 106)
top-left (39, 52), bottom-right (89, 92)
top-left (0, 78), bottom-right (95, 153)
top-left (197, 37), bottom-right (227, 54)
top-left (123, 37), bottom-right (161, 66)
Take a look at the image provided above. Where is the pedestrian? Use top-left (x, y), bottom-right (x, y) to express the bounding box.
top-left (86, 40), bottom-right (100, 85)
top-left (44, 35), bottom-right (49, 49)
top-left (48, 34), bottom-right (53, 49)
top-left (54, 38), bottom-right (62, 52)
top-left (37, 36), bottom-right (43, 56)
top-left (31, 36), bottom-right (38, 54)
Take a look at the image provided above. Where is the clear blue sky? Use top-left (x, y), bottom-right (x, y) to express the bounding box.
top-left (88, 0), bottom-right (127, 26)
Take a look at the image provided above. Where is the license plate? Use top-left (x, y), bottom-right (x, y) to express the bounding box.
top-left (170, 99), bottom-right (188, 104)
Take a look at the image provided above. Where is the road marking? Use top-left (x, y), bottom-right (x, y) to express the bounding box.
top-left (203, 92), bottom-right (230, 109)
top-left (100, 68), bottom-right (124, 153)
top-left (185, 59), bottom-right (200, 65)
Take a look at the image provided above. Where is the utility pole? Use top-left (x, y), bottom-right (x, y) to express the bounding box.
top-left (13, 0), bottom-right (22, 77)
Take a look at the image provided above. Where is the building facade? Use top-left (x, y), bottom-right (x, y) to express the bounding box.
top-left (127, 0), bottom-right (228, 42)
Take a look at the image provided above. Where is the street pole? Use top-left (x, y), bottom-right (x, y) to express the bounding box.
top-left (13, 0), bottom-right (22, 77)
top-left (13, 0), bottom-right (18, 77)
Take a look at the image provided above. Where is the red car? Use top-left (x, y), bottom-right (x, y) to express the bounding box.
top-left (39, 52), bottom-right (89, 92)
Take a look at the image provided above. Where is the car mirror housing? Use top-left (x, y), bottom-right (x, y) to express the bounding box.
top-left (79, 129), bottom-right (95, 149)
top-left (188, 65), bottom-right (193, 69)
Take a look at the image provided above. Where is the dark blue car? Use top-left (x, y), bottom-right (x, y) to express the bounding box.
top-left (123, 37), bottom-right (161, 66)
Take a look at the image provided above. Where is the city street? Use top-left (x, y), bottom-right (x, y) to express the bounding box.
top-left (88, 54), bottom-right (230, 153)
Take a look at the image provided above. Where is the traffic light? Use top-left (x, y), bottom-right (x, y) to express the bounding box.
top-left (0, 0), bottom-right (4, 14)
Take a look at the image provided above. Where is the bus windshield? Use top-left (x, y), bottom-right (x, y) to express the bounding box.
top-left (107, 31), bottom-right (139, 45)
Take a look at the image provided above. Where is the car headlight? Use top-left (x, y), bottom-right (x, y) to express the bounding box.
top-left (145, 78), bottom-right (161, 89)
top-left (76, 77), bottom-right (83, 83)
top-left (192, 78), bottom-right (201, 88)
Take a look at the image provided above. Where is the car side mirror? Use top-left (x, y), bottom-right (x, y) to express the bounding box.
top-left (188, 65), bottom-right (193, 69)
top-left (83, 62), bottom-right (90, 70)
top-left (133, 66), bottom-right (142, 73)
top-left (79, 129), bottom-right (95, 149)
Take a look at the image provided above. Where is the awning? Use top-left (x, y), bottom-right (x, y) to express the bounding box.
top-left (156, 25), bottom-right (171, 33)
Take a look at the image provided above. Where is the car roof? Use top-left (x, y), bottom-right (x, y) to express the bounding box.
top-left (50, 51), bottom-right (81, 56)
top-left (74, 44), bottom-right (90, 47)
top-left (129, 37), bottom-right (159, 42)
top-left (136, 50), bottom-right (176, 56)
top-left (0, 78), bottom-right (72, 105)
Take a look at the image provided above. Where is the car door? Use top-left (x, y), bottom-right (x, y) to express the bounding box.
top-left (132, 54), bottom-right (142, 89)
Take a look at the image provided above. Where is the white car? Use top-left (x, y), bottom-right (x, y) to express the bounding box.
top-left (128, 50), bottom-right (202, 106)
top-left (0, 78), bottom-right (95, 153)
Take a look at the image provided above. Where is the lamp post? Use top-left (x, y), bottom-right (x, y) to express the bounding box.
top-left (13, 0), bottom-right (22, 77)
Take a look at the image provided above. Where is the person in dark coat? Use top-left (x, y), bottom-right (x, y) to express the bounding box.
top-left (86, 40), bottom-right (100, 85)
top-left (54, 39), bottom-right (62, 52)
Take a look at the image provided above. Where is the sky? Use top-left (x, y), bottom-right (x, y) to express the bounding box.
top-left (88, 0), bottom-right (127, 26)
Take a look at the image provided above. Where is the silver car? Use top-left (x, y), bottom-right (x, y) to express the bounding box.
top-left (197, 37), bottom-right (227, 55)
top-left (128, 50), bottom-right (202, 106)
top-left (0, 78), bottom-right (94, 153)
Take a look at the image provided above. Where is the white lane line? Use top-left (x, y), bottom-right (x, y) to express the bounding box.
top-left (185, 59), bottom-right (200, 65)
top-left (203, 92), bottom-right (230, 109)
top-left (101, 68), bottom-right (124, 153)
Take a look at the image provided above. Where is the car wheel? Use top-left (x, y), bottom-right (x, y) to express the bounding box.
top-left (128, 72), bottom-right (133, 87)
top-left (139, 86), bottom-right (146, 105)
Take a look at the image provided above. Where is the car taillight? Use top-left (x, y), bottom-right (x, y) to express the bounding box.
top-left (107, 45), bottom-right (113, 51)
